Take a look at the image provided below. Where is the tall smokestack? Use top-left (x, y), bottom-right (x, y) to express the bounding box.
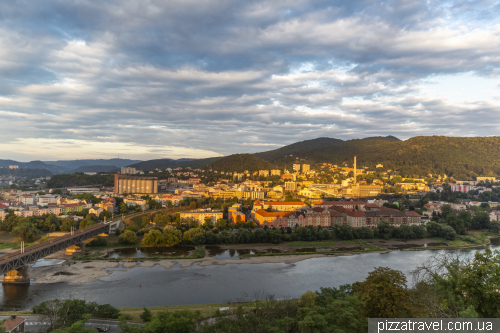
top-left (354, 156), bottom-right (357, 184)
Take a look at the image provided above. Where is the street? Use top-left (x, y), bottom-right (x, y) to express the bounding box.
top-left (0, 315), bottom-right (137, 332)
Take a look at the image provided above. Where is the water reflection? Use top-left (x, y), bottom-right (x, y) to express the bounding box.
top-left (205, 246), bottom-right (257, 259)
top-left (31, 259), bottom-right (66, 268)
top-left (105, 246), bottom-right (195, 259)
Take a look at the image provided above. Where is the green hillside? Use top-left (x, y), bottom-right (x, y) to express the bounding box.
top-left (254, 137), bottom-right (344, 161)
top-left (262, 136), bottom-right (500, 179)
top-left (128, 157), bottom-right (222, 171)
top-left (208, 154), bottom-right (277, 172)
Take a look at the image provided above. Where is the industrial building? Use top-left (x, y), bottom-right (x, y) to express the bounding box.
top-left (114, 174), bottom-right (158, 194)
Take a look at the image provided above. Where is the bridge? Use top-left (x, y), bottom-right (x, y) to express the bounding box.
top-left (0, 219), bottom-right (122, 284)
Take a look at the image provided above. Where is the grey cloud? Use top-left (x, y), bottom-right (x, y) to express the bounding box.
top-left (0, 0), bottom-right (500, 160)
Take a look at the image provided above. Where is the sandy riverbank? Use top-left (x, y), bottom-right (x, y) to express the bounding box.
top-left (27, 249), bottom-right (367, 285)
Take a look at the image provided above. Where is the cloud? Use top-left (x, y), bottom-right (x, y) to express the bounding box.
top-left (0, 0), bottom-right (500, 161)
top-left (0, 138), bottom-right (222, 161)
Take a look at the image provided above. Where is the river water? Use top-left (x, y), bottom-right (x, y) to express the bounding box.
top-left (2, 240), bottom-right (499, 311)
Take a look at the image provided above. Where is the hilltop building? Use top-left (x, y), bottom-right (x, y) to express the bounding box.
top-left (121, 167), bottom-right (137, 175)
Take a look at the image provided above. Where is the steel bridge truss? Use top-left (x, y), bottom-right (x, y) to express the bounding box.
top-left (0, 223), bottom-right (111, 274)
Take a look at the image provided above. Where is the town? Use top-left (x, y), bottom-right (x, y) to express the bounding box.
top-left (1, 156), bottom-right (499, 238)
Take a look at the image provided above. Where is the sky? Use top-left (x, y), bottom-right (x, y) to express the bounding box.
top-left (1, 0), bottom-right (500, 162)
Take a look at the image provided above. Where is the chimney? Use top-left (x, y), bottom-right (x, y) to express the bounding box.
top-left (354, 156), bottom-right (357, 184)
top-left (11, 315), bottom-right (16, 320)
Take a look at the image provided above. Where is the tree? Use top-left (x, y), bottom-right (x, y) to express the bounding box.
top-left (189, 202), bottom-right (197, 210)
top-left (458, 211), bottom-right (472, 229)
top-left (119, 230), bottom-right (138, 245)
top-left (426, 221), bottom-right (442, 237)
top-left (154, 214), bottom-right (170, 225)
top-left (120, 203), bottom-right (128, 214)
top-left (79, 218), bottom-right (95, 229)
top-left (456, 247), bottom-right (500, 317)
top-left (355, 267), bottom-right (415, 318)
top-left (440, 204), bottom-right (453, 219)
top-left (441, 226), bottom-right (457, 241)
top-left (143, 310), bottom-right (200, 333)
top-left (182, 228), bottom-right (205, 244)
top-left (163, 226), bottom-right (182, 246)
top-left (12, 221), bottom-right (40, 242)
top-left (446, 213), bottom-right (466, 235)
top-left (60, 218), bottom-right (76, 232)
top-left (203, 217), bottom-right (213, 228)
top-left (299, 290), bottom-right (316, 307)
top-left (143, 229), bottom-right (165, 246)
top-left (140, 308), bottom-right (153, 322)
top-left (50, 316), bottom-right (96, 333)
top-left (471, 211), bottom-right (490, 230)
top-left (215, 218), bottom-right (227, 229)
top-left (32, 299), bottom-right (120, 331)
top-left (490, 221), bottom-right (500, 233)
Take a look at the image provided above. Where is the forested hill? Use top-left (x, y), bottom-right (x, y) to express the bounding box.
top-left (254, 136), bottom-right (399, 162)
top-left (47, 173), bottom-right (115, 188)
top-left (261, 136), bottom-right (500, 179)
top-left (128, 157), bottom-right (222, 171)
top-left (208, 154), bottom-right (277, 172)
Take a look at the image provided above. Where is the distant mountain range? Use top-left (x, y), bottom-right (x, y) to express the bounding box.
top-left (0, 158), bottom-right (141, 174)
top-left (4, 135), bottom-right (500, 179)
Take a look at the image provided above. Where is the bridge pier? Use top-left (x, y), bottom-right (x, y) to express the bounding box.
top-left (65, 242), bottom-right (86, 255)
top-left (2, 266), bottom-right (30, 284)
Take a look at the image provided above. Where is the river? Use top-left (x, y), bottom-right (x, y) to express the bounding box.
top-left (2, 240), bottom-right (499, 311)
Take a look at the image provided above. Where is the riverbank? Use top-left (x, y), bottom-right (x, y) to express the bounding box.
top-left (21, 235), bottom-right (499, 285)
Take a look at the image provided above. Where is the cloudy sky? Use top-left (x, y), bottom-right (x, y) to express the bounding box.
top-left (1, 0), bottom-right (500, 161)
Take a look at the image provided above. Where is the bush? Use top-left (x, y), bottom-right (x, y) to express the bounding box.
top-left (463, 236), bottom-right (477, 244)
top-left (87, 236), bottom-right (108, 247)
top-left (140, 308), bottom-right (153, 322)
top-left (441, 226), bottom-right (457, 241)
top-left (119, 230), bottom-right (138, 245)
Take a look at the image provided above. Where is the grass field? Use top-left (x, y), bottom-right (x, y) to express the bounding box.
top-left (119, 302), bottom-right (247, 320)
top-left (285, 240), bottom-right (337, 247)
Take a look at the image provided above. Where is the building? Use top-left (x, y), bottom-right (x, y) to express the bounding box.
top-left (270, 169), bottom-right (281, 176)
top-left (89, 207), bottom-right (104, 216)
top-left (180, 209), bottom-right (223, 224)
top-left (123, 198), bottom-right (148, 210)
top-left (262, 201), bottom-right (308, 211)
top-left (303, 207), bottom-right (330, 227)
top-left (258, 170), bottom-right (270, 177)
top-left (8, 165), bottom-right (18, 169)
top-left (231, 211), bottom-right (246, 223)
top-left (293, 164), bottom-right (301, 172)
top-left (477, 177), bottom-right (496, 182)
top-left (1, 315), bottom-right (25, 333)
top-left (312, 200), bottom-right (367, 210)
top-left (281, 174), bottom-right (297, 181)
top-left (121, 167), bottom-right (137, 175)
top-left (18, 194), bottom-right (34, 205)
top-left (363, 209), bottom-right (422, 228)
top-left (61, 203), bottom-right (86, 214)
top-left (37, 195), bottom-right (59, 207)
top-left (302, 164), bottom-right (310, 173)
top-left (347, 211), bottom-right (366, 228)
top-left (450, 184), bottom-right (473, 193)
top-left (284, 182), bottom-right (297, 192)
top-left (254, 209), bottom-right (290, 227)
top-left (114, 174), bottom-right (158, 194)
